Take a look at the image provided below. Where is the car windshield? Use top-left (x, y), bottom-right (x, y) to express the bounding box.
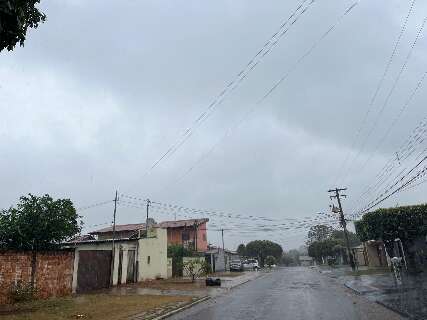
top-left (1, 1), bottom-right (426, 320)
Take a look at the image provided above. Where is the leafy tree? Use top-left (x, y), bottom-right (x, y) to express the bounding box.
top-left (306, 224), bottom-right (333, 245)
top-left (183, 258), bottom-right (209, 282)
top-left (265, 255), bottom-right (276, 268)
top-left (281, 250), bottom-right (301, 266)
top-left (167, 244), bottom-right (194, 258)
top-left (0, 194), bottom-right (81, 286)
top-left (0, 0), bottom-right (46, 52)
top-left (330, 230), bottom-right (360, 247)
top-left (245, 240), bottom-right (283, 267)
top-left (167, 244), bottom-right (195, 277)
top-left (308, 238), bottom-right (342, 264)
top-left (281, 252), bottom-right (293, 266)
top-left (236, 243), bottom-right (246, 257)
top-left (288, 249), bottom-right (301, 264)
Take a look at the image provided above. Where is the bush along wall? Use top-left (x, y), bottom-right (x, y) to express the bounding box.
top-left (355, 204), bottom-right (427, 272)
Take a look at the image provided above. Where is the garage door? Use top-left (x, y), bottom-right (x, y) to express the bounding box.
top-left (77, 250), bottom-right (112, 293)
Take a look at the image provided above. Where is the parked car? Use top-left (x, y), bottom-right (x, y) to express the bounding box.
top-left (230, 259), bottom-right (244, 271)
top-left (243, 258), bottom-right (259, 270)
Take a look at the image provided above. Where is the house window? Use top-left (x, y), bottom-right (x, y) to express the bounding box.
top-left (182, 231), bottom-right (190, 241)
top-left (147, 256), bottom-right (151, 264)
top-left (203, 234), bottom-right (206, 241)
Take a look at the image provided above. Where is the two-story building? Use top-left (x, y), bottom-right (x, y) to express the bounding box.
top-left (89, 218), bottom-right (209, 252)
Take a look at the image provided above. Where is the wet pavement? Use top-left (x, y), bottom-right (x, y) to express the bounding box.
top-left (109, 271), bottom-right (262, 298)
top-left (343, 272), bottom-right (427, 319)
top-left (168, 267), bottom-right (403, 320)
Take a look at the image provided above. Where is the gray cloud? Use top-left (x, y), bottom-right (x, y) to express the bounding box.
top-left (1, 0), bottom-right (427, 250)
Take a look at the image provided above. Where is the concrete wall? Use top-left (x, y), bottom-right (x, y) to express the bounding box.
top-left (0, 251), bottom-right (74, 304)
top-left (138, 228), bottom-right (168, 281)
top-left (364, 242), bottom-right (387, 268)
top-left (196, 223), bottom-right (208, 251)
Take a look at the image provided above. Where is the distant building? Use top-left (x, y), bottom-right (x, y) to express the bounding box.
top-left (299, 255), bottom-right (314, 266)
top-left (204, 246), bottom-right (239, 272)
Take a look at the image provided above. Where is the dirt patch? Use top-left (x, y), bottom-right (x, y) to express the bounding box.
top-left (0, 294), bottom-right (193, 320)
top-left (137, 279), bottom-right (206, 291)
top-left (210, 272), bottom-right (246, 278)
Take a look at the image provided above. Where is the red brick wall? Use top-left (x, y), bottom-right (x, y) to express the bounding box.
top-left (0, 251), bottom-right (74, 304)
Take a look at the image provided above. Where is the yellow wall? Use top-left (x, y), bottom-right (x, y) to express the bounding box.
top-left (138, 228), bottom-right (168, 280)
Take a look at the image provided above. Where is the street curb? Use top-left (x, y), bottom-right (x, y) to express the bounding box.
top-left (150, 296), bottom-right (211, 320)
top-left (229, 273), bottom-right (261, 289)
top-left (344, 282), bottom-right (415, 319)
top-left (344, 283), bottom-right (362, 295)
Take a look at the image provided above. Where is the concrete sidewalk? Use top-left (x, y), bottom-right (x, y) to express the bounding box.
top-left (318, 266), bottom-right (427, 319)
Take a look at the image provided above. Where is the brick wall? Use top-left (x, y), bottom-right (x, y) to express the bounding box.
top-left (0, 251), bottom-right (74, 304)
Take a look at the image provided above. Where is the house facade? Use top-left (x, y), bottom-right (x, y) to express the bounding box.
top-left (90, 218), bottom-right (209, 252)
top-left (158, 218), bottom-right (209, 252)
top-left (66, 227), bottom-right (168, 293)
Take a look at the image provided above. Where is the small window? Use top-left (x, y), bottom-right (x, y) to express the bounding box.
top-left (147, 256), bottom-right (151, 264)
top-left (203, 234), bottom-right (207, 241)
top-left (182, 231), bottom-right (190, 241)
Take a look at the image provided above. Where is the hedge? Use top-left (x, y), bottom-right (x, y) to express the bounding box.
top-left (354, 203), bottom-right (427, 243)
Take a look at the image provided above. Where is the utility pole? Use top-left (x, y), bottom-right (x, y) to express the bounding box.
top-left (221, 229), bottom-right (227, 271)
top-left (145, 199), bottom-right (151, 238)
top-left (193, 221), bottom-right (198, 252)
top-left (110, 190), bottom-right (118, 286)
top-left (328, 187), bottom-right (355, 271)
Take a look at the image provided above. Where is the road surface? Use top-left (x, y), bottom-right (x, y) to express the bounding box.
top-left (169, 267), bottom-right (403, 320)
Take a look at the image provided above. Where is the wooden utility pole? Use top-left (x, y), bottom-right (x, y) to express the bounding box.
top-left (193, 221), bottom-right (198, 252)
top-left (110, 190), bottom-right (118, 286)
top-left (145, 199), bottom-right (151, 238)
top-left (328, 187), bottom-right (355, 271)
top-left (221, 229), bottom-right (227, 271)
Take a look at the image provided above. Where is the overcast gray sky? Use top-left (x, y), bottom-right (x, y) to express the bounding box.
top-left (1, 0), bottom-right (427, 250)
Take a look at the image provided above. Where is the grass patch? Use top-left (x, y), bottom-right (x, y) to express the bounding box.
top-left (347, 268), bottom-right (390, 277)
top-left (0, 294), bottom-right (193, 320)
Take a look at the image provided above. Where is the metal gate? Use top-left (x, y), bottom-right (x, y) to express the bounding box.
top-left (77, 250), bottom-right (112, 293)
top-left (126, 250), bottom-right (136, 283)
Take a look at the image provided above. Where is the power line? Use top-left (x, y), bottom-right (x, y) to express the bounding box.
top-left (355, 154), bottom-right (427, 215)
top-left (76, 200), bottom-right (113, 212)
top-left (341, 14), bottom-right (426, 185)
top-left (155, 1), bottom-right (360, 194)
top-left (349, 125), bottom-right (427, 215)
top-left (333, 0), bottom-right (418, 186)
top-left (142, 0), bottom-right (316, 178)
top-left (347, 73), bottom-right (427, 212)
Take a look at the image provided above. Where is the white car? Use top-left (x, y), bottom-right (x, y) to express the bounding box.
top-left (243, 258), bottom-right (259, 270)
top-left (230, 259), bottom-right (243, 272)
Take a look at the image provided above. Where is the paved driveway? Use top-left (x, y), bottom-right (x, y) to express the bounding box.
top-left (169, 267), bottom-right (404, 320)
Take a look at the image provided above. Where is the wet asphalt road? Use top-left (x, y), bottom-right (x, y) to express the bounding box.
top-left (169, 267), bottom-right (404, 320)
